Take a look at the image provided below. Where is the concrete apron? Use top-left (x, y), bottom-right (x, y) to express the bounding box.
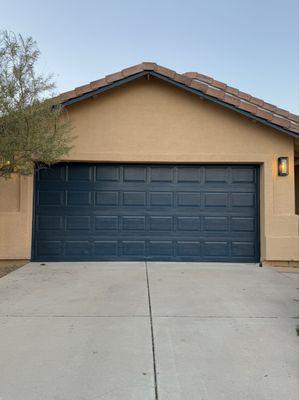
top-left (0, 262), bottom-right (298, 400)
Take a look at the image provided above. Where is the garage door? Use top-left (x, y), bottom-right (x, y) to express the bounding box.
top-left (32, 163), bottom-right (259, 262)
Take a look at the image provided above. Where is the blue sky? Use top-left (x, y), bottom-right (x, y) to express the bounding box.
top-left (1, 0), bottom-right (298, 112)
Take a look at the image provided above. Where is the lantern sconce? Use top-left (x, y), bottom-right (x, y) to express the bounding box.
top-left (278, 157), bottom-right (289, 176)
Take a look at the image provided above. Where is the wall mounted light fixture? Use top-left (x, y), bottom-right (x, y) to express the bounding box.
top-left (278, 157), bottom-right (289, 176)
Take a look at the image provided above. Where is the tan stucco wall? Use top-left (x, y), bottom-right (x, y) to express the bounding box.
top-left (0, 175), bottom-right (33, 259)
top-left (295, 164), bottom-right (299, 215)
top-left (0, 76), bottom-right (298, 261)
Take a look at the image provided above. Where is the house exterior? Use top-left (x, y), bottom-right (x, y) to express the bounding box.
top-left (0, 62), bottom-right (298, 265)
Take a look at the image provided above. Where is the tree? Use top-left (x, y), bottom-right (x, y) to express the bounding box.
top-left (0, 30), bottom-right (73, 178)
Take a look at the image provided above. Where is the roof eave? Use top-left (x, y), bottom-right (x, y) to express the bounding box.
top-left (61, 70), bottom-right (299, 139)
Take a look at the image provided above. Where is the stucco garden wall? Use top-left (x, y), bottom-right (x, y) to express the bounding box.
top-left (0, 77), bottom-right (298, 263)
top-left (0, 175), bottom-right (33, 259)
top-left (295, 164), bottom-right (299, 216)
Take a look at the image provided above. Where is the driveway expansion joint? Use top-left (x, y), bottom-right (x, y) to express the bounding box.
top-left (145, 261), bottom-right (159, 400)
top-left (151, 315), bottom-right (288, 319)
top-left (0, 314), bottom-right (150, 318)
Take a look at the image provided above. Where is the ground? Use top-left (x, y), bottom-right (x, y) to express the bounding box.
top-left (0, 260), bottom-right (27, 278)
top-left (0, 262), bottom-right (298, 400)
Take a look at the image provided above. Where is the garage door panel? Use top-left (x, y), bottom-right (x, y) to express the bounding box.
top-left (123, 166), bottom-right (146, 182)
top-left (231, 167), bottom-right (256, 183)
top-left (67, 191), bottom-right (92, 206)
top-left (177, 167), bottom-right (200, 183)
top-left (66, 216), bottom-right (91, 230)
top-left (67, 164), bottom-right (92, 182)
top-left (33, 164), bottom-right (259, 262)
top-left (231, 217), bottom-right (255, 232)
top-left (203, 216), bottom-right (228, 232)
top-left (232, 242), bottom-right (255, 257)
top-left (205, 167), bottom-right (228, 183)
top-left (204, 193), bottom-right (228, 207)
top-left (37, 241), bottom-right (62, 257)
top-left (123, 216), bottom-right (146, 230)
top-left (149, 192), bottom-right (173, 207)
top-left (122, 241), bottom-right (145, 256)
top-left (123, 192), bottom-right (146, 206)
top-left (149, 241), bottom-right (173, 256)
top-left (95, 216), bottom-right (118, 231)
top-left (177, 217), bottom-right (200, 231)
top-left (231, 192), bottom-right (255, 207)
top-left (94, 241), bottom-right (118, 256)
top-left (96, 165), bottom-right (119, 181)
top-left (38, 166), bottom-right (66, 182)
top-left (96, 192), bottom-right (119, 206)
top-left (177, 241), bottom-right (201, 257)
top-left (38, 191), bottom-right (64, 206)
top-left (149, 216), bottom-right (173, 231)
top-left (65, 241), bottom-right (90, 256)
top-left (150, 167), bottom-right (173, 182)
top-left (204, 241), bottom-right (229, 257)
top-left (177, 192), bottom-right (201, 207)
top-left (37, 216), bottom-right (63, 231)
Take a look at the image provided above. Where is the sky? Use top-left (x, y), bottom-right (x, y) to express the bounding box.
top-left (1, 0), bottom-right (299, 113)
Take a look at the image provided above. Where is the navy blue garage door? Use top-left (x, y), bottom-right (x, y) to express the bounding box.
top-left (32, 163), bottom-right (259, 262)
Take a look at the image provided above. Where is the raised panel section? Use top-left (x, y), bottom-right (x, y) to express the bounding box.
top-left (150, 167), bottom-right (172, 182)
top-left (66, 216), bottom-right (91, 230)
top-left (150, 216), bottom-right (173, 231)
top-left (39, 191), bottom-right (63, 206)
top-left (203, 217), bottom-right (228, 232)
top-left (96, 165), bottom-right (119, 181)
top-left (37, 241), bottom-right (62, 256)
top-left (231, 217), bottom-right (255, 232)
top-left (177, 192), bottom-right (200, 207)
top-left (177, 217), bottom-right (200, 231)
top-left (123, 216), bottom-right (145, 230)
top-left (204, 193), bottom-right (228, 207)
top-left (65, 241), bottom-right (90, 256)
top-left (68, 164), bottom-right (91, 181)
top-left (124, 166), bottom-right (146, 182)
top-left (37, 216), bottom-right (62, 230)
top-left (149, 241), bottom-right (173, 256)
top-left (122, 241), bottom-right (145, 256)
top-left (123, 192), bottom-right (146, 206)
top-left (95, 192), bottom-right (118, 206)
top-left (205, 168), bottom-right (228, 183)
top-left (67, 191), bottom-right (91, 206)
top-left (204, 242), bottom-right (229, 257)
top-left (177, 241), bottom-right (201, 256)
top-left (232, 242), bottom-right (255, 257)
top-left (231, 193), bottom-right (255, 207)
top-left (39, 167), bottom-right (64, 181)
top-left (232, 168), bottom-right (255, 183)
top-left (177, 167), bottom-right (199, 182)
top-left (95, 216), bottom-right (118, 230)
top-left (94, 241), bottom-right (118, 256)
top-left (150, 192), bottom-right (173, 206)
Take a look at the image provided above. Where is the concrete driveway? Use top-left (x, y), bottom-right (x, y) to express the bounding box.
top-left (0, 262), bottom-right (298, 400)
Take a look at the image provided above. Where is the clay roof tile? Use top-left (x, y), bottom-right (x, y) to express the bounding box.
top-left (57, 62), bottom-right (299, 135)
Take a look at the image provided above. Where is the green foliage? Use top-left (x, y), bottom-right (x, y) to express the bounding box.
top-left (0, 30), bottom-right (73, 178)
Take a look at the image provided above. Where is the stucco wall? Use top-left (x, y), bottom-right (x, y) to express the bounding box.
top-left (0, 76), bottom-right (298, 261)
top-left (295, 164), bottom-right (299, 215)
top-left (0, 175), bottom-right (33, 259)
